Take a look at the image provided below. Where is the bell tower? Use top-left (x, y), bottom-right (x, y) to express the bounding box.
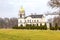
top-left (19, 6), bottom-right (25, 18)
top-left (18, 6), bottom-right (25, 26)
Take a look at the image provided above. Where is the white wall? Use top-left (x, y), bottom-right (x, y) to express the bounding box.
top-left (18, 16), bottom-right (46, 26)
top-left (18, 18), bottom-right (25, 26)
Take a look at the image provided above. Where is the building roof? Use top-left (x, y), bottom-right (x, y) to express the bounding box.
top-left (30, 15), bottom-right (43, 18)
top-left (25, 15), bottom-right (44, 18)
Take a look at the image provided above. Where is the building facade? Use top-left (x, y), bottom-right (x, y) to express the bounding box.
top-left (18, 7), bottom-right (49, 28)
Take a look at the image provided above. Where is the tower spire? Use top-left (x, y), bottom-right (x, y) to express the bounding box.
top-left (20, 6), bottom-right (25, 14)
top-left (19, 6), bottom-right (25, 18)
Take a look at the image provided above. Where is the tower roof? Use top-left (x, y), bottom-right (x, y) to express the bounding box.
top-left (20, 6), bottom-right (25, 13)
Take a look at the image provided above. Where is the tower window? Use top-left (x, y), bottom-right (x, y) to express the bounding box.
top-left (20, 14), bottom-right (22, 18)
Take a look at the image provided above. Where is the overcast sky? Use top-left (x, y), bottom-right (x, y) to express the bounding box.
top-left (0, 0), bottom-right (55, 18)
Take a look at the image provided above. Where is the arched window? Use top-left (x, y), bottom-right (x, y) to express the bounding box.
top-left (32, 20), bottom-right (33, 22)
top-left (30, 20), bottom-right (31, 23)
top-left (37, 20), bottom-right (39, 22)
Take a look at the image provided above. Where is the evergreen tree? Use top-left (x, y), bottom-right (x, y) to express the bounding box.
top-left (40, 23), bottom-right (42, 30)
top-left (55, 23), bottom-right (58, 30)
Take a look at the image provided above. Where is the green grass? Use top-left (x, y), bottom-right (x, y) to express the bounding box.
top-left (0, 29), bottom-right (60, 40)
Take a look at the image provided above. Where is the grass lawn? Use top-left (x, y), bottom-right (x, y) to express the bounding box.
top-left (0, 29), bottom-right (60, 40)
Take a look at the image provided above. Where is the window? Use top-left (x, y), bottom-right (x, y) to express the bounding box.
top-left (20, 20), bottom-right (22, 23)
top-left (27, 20), bottom-right (31, 23)
top-left (32, 20), bottom-right (33, 22)
top-left (34, 20), bottom-right (36, 22)
top-left (37, 20), bottom-right (39, 22)
top-left (25, 20), bottom-right (26, 23)
top-left (28, 20), bottom-right (29, 23)
top-left (30, 20), bottom-right (31, 23)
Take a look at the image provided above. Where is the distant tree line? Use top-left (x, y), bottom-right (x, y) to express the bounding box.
top-left (0, 17), bottom-right (60, 30)
top-left (0, 18), bottom-right (18, 29)
top-left (49, 23), bottom-right (60, 30)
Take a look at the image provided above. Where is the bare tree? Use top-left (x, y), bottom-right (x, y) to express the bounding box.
top-left (48, 0), bottom-right (60, 27)
top-left (48, 0), bottom-right (60, 8)
top-left (53, 16), bottom-right (60, 26)
top-left (0, 17), bottom-right (18, 28)
top-left (3, 18), bottom-right (10, 28)
top-left (9, 18), bottom-right (18, 28)
top-left (0, 18), bottom-right (4, 28)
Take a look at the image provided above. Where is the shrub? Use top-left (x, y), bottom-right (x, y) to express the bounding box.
top-left (54, 23), bottom-right (58, 30)
top-left (12, 26), bottom-right (20, 29)
top-left (40, 23), bottom-right (43, 30)
top-left (43, 23), bottom-right (47, 30)
top-left (58, 27), bottom-right (60, 30)
top-left (49, 23), bottom-right (54, 30)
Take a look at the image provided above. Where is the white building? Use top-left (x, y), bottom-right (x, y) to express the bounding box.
top-left (18, 7), bottom-right (49, 28)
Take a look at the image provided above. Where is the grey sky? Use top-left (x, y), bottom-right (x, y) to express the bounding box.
top-left (0, 0), bottom-right (53, 18)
